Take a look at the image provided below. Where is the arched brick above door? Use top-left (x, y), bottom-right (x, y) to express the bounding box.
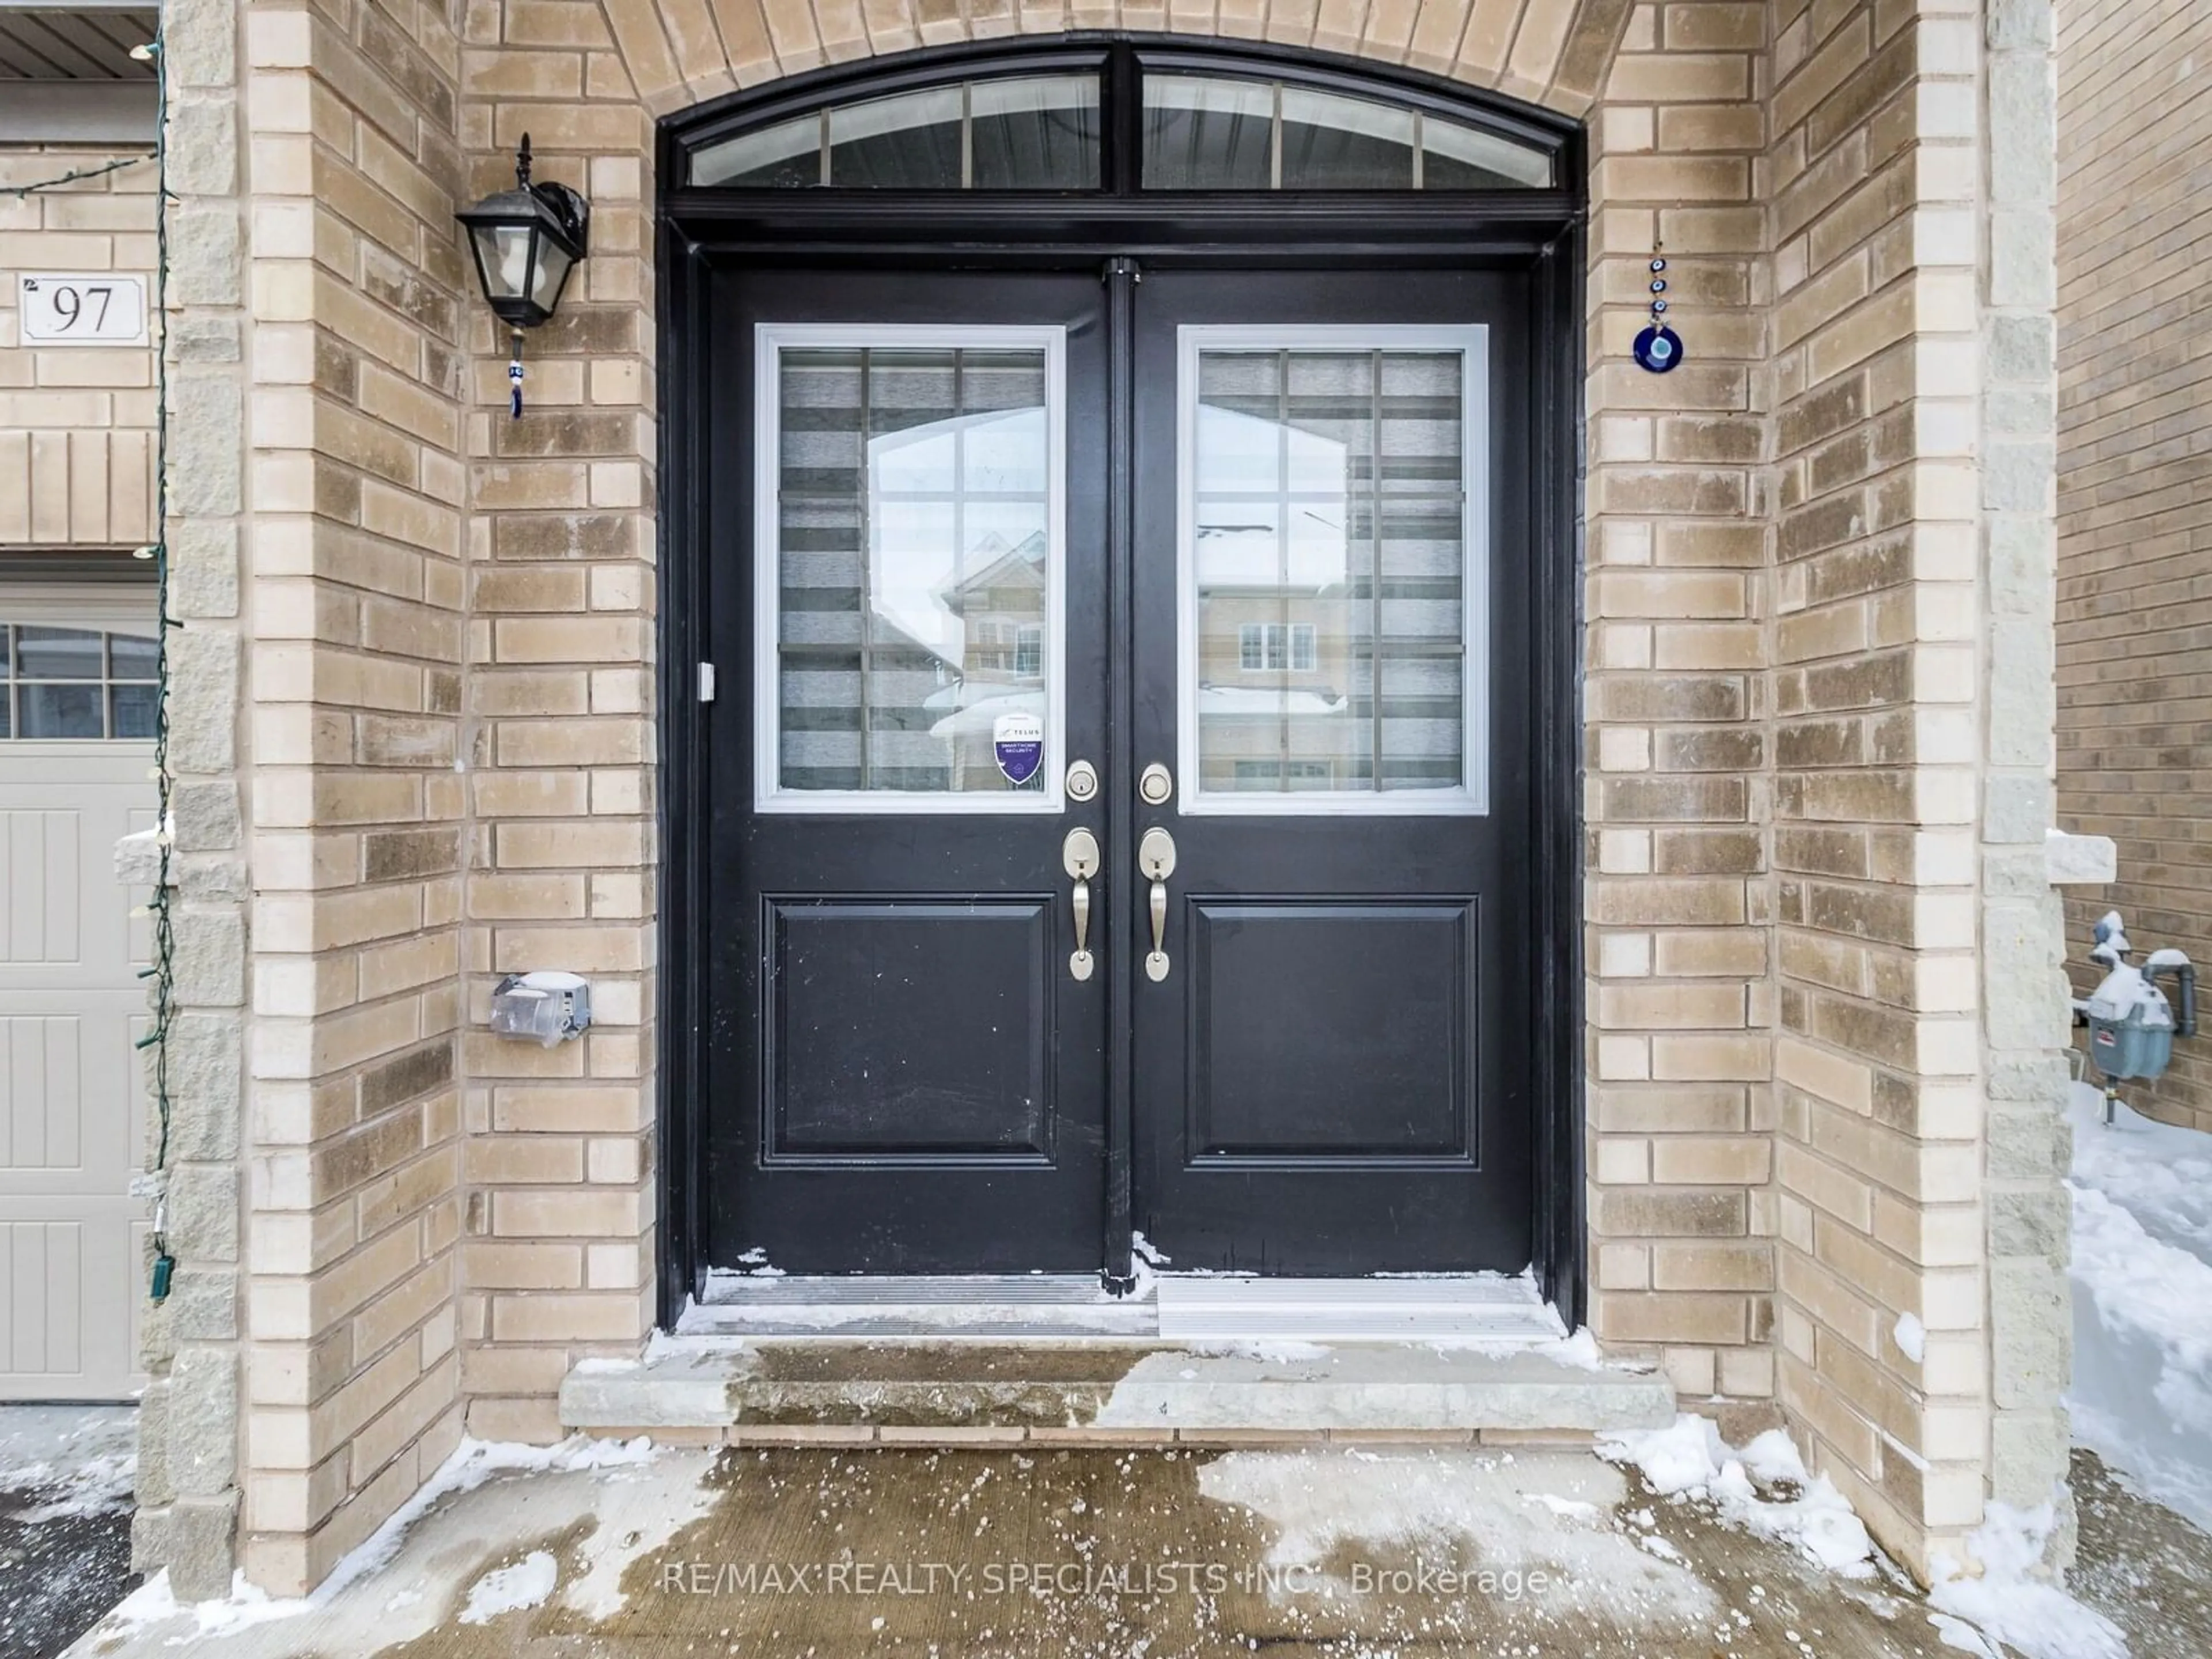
top-left (586, 0), bottom-right (1635, 119)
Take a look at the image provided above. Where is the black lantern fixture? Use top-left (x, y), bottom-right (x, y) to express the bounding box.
top-left (456, 134), bottom-right (589, 415)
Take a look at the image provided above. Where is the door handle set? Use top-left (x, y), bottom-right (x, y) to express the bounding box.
top-left (1138, 827), bottom-right (1176, 982)
top-left (1059, 763), bottom-right (1176, 983)
top-left (1061, 827), bottom-right (1100, 982)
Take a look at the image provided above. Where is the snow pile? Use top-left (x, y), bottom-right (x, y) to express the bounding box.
top-left (460, 1551), bottom-right (559, 1624)
top-left (97, 1435), bottom-right (660, 1642)
top-left (1927, 1501), bottom-right (2127, 1659)
top-left (1893, 1312), bottom-right (1927, 1364)
top-left (1599, 1414), bottom-right (1876, 1579)
top-left (2066, 1083), bottom-right (2212, 1531)
top-left (2069, 1084), bottom-right (2212, 1259)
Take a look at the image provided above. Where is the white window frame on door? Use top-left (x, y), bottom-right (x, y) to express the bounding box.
top-left (752, 323), bottom-right (1069, 815)
top-left (1175, 323), bottom-right (1491, 816)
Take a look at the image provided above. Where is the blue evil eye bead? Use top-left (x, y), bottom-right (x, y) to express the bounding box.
top-left (1652, 299), bottom-right (1668, 313)
top-left (1650, 278), bottom-right (1667, 293)
top-left (1650, 257), bottom-right (1666, 272)
top-left (1634, 323), bottom-right (1685, 374)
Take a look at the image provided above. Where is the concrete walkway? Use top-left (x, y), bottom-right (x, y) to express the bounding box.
top-left (73, 1441), bottom-right (1982, 1658)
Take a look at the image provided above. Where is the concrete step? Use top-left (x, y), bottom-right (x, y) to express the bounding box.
top-left (559, 1339), bottom-right (1676, 1444)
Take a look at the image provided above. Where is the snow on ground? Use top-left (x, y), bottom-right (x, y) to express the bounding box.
top-left (458, 1550), bottom-right (558, 1624)
top-left (2067, 1081), bottom-right (2212, 1532)
top-left (1603, 1413), bottom-right (2133, 1659)
top-left (94, 1433), bottom-right (703, 1648)
top-left (1599, 1413), bottom-right (1877, 1580)
top-left (1929, 1500), bottom-right (2128, 1659)
top-left (0, 1403), bottom-right (136, 1522)
top-left (1198, 1445), bottom-right (1720, 1623)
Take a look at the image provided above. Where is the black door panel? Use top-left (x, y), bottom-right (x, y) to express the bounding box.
top-left (1186, 899), bottom-right (1476, 1160)
top-left (1127, 267), bottom-right (1534, 1275)
top-left (704, 267), bottom-right (1111, 1275)
top-left (702, 260), bottom-right (1534, 1281)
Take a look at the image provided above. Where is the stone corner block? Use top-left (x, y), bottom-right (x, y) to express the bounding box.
top-left (168, 1346), bottom-right (241, 1498)
top-left (116, 825), bottom-right (165, 888)
top-left (2045, 829), bottom-right (2116, 886)
top-left (147, 1491), bottom-right (240, 1602)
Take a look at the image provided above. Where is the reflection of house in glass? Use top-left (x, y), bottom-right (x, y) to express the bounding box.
top-left (923, 530), bottom-right (1048, 791)
top-left (1192, 350), bottom-right (1465, 796)
top-left (775, 345), bottom-right (1051, 794)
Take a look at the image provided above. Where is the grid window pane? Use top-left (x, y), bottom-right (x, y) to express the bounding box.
top-left (1192, 347), bottom-right (1467, 797)
top-left (694, 76), bottom-right (1101, 190)
top-left (111, 683), bottom-right (158, 738)
top-left (1143, 74), bottom-right (1552, 191)
top-left (828, 88), bottom-right (964, 187)
top-left (109, 632), bottom-right (158, 679)
top-left (774, 345), bottom-right (1053, 796)
top-left (971, 77), bottom-right (1100, 190)
top-left (1142, 76), bottom-right (1274, 189)
top-left (20, 681), bottom-right (104, 738)
top-left (16, 626), bottom-right (103, 679)
top-left (1279, 86), bottom-right (1415, 189)
top-left (0, 626), bottom-right (158, 739)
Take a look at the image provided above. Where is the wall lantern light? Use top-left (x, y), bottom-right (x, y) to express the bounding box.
top-left (456, 134), bottom-right (589, 415)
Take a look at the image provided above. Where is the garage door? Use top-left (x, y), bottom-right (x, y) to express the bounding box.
top-left (0, 583), bottom-right (157, 1401)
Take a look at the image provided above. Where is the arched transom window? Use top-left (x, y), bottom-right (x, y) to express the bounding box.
top-left (677, 43), bottom-right (1566, 195)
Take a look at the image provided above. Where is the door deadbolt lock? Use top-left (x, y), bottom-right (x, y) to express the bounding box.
top-left (1065, 759), bottom-right (1099, 802)
top-left (1138, 826), bottom-right (1176, 981)
top-left (1139, 763), bottom-right (1173, 806)
top-left (1063, 827), bottom-right (1101, 982)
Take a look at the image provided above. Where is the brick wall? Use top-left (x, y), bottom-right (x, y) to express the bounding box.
top-left (1581, 1), bottom-right (1777, 1412)
top-left (2054, 0), bottom-right (2212, 1133)
top-left (454, 117), bottom-right (660, 1439)
top-left (237, 0), bottom-right (472, 1594)
top-left (1764, 0), bottom-right (2070, 1582)
top-left (0, 143), bottom-right (157, 548)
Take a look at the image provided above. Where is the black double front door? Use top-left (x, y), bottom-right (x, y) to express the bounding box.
top-left (702, 259), bottom-right (1533, 1281)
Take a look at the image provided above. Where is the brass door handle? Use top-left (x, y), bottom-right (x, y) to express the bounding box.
top-left (1138, 827), bottom-right (1176, 982)
top-left (1063, 827), bottom-right (1100, 982)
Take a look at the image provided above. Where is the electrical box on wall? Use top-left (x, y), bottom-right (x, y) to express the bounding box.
top-left (490, 971), bottom-right (592, 1047)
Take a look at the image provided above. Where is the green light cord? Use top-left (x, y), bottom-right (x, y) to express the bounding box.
top-left (6, 153), bottom-right (152, 199)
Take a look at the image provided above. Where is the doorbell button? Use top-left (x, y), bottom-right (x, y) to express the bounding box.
top-left (1139, 763), bottom-right (1173, 805)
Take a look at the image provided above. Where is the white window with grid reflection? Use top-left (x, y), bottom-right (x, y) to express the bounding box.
top-left (1177, 325), bottom-right (1488, 815)
top-left (0, 624), bottom-right (160, 740)
top-left (752, 324), bottom-right (1067, 813)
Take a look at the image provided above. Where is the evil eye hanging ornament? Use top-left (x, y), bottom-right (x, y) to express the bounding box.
top-left (1633, 248), bottom-right (1684, 374)
top-left (509, 329), bottom-right (526, 417)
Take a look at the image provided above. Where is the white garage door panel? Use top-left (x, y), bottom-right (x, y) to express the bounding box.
top-left (0, 1199), bottom-right (139, 1391)
top-left (0, 709), bottom-right (156, 1399)
top-left (0, 999), bottom-right (143, 1191)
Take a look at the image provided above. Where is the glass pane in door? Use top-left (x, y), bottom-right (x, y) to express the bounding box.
top-left (761, 329), bottom-right (1063, 811)
top-left (1183, 332), bottom-right (1485, 811)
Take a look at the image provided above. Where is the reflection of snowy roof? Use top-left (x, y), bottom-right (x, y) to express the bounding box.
top-left (1196, 685), bottom-right (1345, 716)
top-left (940, 533), bottom-right (1048, 612)
top-left (929, 685), bottom-right (1045, 737)
top-left (1196, 521), bottom-right (1350, 592)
